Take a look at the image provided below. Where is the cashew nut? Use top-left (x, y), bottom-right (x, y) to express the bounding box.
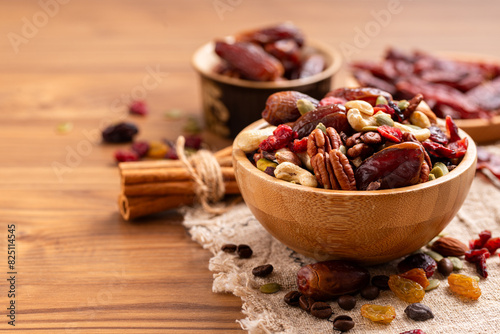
top-left (274, 162), bottom-right (318, 188)
top-left (347, 108), bottom-right (377, 132)
top-left (236, 126), bottom-right (276, 153)
top-left (394, 122), bottom-right (431, 141)
top-left (416, 101), bottom-right (437, 124)
top-left (410, 110), bottom-right (431, 129)
top-left (296, 151), bottom-right (313, 171)
top-left (345, 100), bottom-right (374, 116)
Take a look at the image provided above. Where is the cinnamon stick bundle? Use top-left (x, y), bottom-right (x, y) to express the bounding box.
top-left (118, 145), bottom-right (238, 220)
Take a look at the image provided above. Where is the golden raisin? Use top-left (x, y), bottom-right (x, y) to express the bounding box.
top-left (448, 273), bottom-right (481, 300)
top-left (388, 275), bottom-right (425, 303)
top-left (361, 304), bottom-right (396, 324)
top-left (399, 268), bottom-right (430, 289)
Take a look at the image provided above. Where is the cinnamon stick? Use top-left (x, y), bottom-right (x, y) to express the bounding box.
top-left (119, 194), bottom-right (195, 220)
top-left (123, 180), bottom-right (240, 196)
top-left (121, 166), bottom-right (235, 185)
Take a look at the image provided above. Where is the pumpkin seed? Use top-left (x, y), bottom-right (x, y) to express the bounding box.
top-left (316, 122), bottom-right (327, 134)
top-left (448, 256), bottom-right (463, 271)
top-left (376, 95), bottom-right (388, 106)
top-left (260, 283), bottom-right (281, 294)
top-left (434, 162), bottom-right (449, 176)
top-left (424, 250), bottom-right (444, 262)
top-left (361, 125), bottom-right (379, 132)
top-left (425, 279), bottom-right (440, 291)
top-left (430, 166), bottom-right (445, 178)
top-left (375, 113), bottom-right (394, 126)
top-left (398, 100), bottom-right (409, 110)
top-left (428, 173), bottom-right (436, 181)
top-left (297, 99), bottom-right (316, 115)
top-left (471, 275), bottom-right (480, 282)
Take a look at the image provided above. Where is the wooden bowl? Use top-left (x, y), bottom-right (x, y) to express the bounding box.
top-left (192, 39), bottom-right (342, 138)
top-left (232, 119), bottom-right (477, 265)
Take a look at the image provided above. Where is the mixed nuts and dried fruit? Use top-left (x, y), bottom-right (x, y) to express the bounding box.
top-left (213, 23), bottom-right (327, 81)
top-left (223, 230), bottom-right (495, 332)
top-left (351, 47), bottom-right (500, 119)
top-left (237, 87), bottom-right (469, 191)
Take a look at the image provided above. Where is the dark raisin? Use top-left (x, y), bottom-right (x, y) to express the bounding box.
top-left (404, 303), bottom-right (434, 321)
top-left (371, 275), bottom-right (390, 290)
top-left (102, 122), bottom-right (139, 143)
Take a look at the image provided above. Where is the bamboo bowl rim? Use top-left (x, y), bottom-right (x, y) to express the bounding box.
top-left (233, 119), bottom-right (478, 197)
top-left (191, 38), bottom-right (343, 90)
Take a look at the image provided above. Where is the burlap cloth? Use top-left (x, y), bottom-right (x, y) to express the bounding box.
top-left (182, 145), bottom-right (500, 334)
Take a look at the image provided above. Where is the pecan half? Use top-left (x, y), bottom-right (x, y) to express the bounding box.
top-left (347, 143), bottom-right (373, 159)
top-left (311, 152), bottom-right (339, 189)
top-left (329, 149), bottom-right (357, 190)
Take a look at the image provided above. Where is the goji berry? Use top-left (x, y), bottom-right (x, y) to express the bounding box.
top-left (377, 125), bottom-right (402, 143)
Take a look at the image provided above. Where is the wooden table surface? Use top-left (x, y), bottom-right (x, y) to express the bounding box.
top-left (1, 1), bottom-right (500, 333)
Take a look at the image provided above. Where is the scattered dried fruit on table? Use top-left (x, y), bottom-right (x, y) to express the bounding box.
top-left (398, 253), bottom-right (437, 278)
top-left (388, 275), bottom-right (425, 303)
top-left (128, 100), bottom-right (148, 116)
top-left (114, 150), bottom-right (139, 162)
top-left (448, 273), bottom-right (481, 300)
top-left (297, 260), bottom-right (370, 300)
top-left (361, 304), bottom-right (396, 324)
top-left (102, 122), bottom-right (138, 143)
top-left (431, 236), bottom-right (469, 257)
top-left (399, 268), bottom-right (430, 289)
top-left (404, 303), bottom-right (434, 321)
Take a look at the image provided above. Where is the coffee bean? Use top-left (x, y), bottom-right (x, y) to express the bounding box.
top-left (236, 244), bottom-right (253, 258)
top-left (284, 291), bottom-right (302, 307)
top-left (360, 285), bottom-right (379, 300)
top-left (371, 275), bottom-right (390, 290)
top-left (333, 315), bottom-right (355, 332)
top-left (310, 302), bottom-right (332, 319)
top-left (404, 303), bottom-right (434, 321)
top-left (252, 264), bottom-right (273, 277)
top-left (337, 295), bottom-right (356, 310)
top-left (437, 258), bottom-right (454, 277)
top-left (299, 295), bottom-right (315, 312)
top-left (221, 243), bottom-right (237, 253)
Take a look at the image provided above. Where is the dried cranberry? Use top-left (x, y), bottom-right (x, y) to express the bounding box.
top-left (290, 137), bottom-right (308, 153)
top-left (484, 237), bottom-right (500, 255)
top-left (475, 254), bottom-right (488, 278)
top-left (445, 115), bottom-right (461, 142)
top-left (422, 141), bottom-right (456, 158)
top-left (259, 124), bottom-right (297, 151)
top-left (114, 150), bottom-right (139, 162)
top-left (397, 253), bottom-right (437, 278)
top-left (102, 122), bottom-right (139, 143)
top-left (447, 137), bottom-right (468, 158)
top-left (469, 230), bottom-right (492, 250)
top-left (464, 248), bottom-right (490, 263)
top-left (377, 125), bottom-right (402, 143)
top-left (400, 330), bottom-right (426, 334)
top-left (428, 125), bottom-right (449, 145)
top-left (129, 100), bottom-right (148, 116)
top-left (131, 141), bottom-right (150, 157)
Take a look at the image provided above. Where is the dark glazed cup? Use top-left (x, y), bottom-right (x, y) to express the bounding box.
top-left (192, 39), bottom-right (342, 138)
